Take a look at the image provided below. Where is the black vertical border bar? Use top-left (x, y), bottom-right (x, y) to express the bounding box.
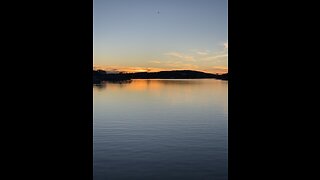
top-left (70, 0), bottom-right (93, 179)
top-left (84, 0), bottom-right (93, 179)
top-left (4, 0), bottom-right (94, 179)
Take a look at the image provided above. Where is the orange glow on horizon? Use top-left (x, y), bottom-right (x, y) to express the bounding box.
top-left (93, 65), bottom-right (228, 74)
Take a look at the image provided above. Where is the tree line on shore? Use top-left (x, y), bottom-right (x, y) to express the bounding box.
top-left (93, 69), bottom-right (228, 84)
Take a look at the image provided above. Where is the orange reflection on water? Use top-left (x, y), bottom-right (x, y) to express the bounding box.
top-left (126, 79), bottom-right (162, 91)
top-left (93, 79), bottom-right (228, 114)
top-left (106, 79), bottom-right (208, 91)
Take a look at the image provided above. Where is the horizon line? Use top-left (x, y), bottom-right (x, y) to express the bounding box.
top-left (93, 65), bottom-right (228, 75)
top-left (93, 68), bottom-right (228, 75)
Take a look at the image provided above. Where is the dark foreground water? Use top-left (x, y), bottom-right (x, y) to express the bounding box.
top-left (93, 79), bottom-right (228, 180)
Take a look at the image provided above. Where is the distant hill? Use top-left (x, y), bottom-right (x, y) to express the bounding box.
top-left (93, 70), bottom-right (131, 84)
top-left (128, 70), bottom-right (227, 80)
top-left (93, 70), bottom-right (228, 83)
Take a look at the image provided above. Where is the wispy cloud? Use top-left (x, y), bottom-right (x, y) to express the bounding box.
top-left (196, 51), bottom-right (209, 55)
top-left (149, 60), bottom-right (199, 70)
top-left (165, 61), bottom-right (199, 69)
top-left (164, 45), bottom-right (229, 63)
top-left (203, 66), bottom-right (228, 74)
top-left (149, 60), bottom-right (161, 64)
top-left (160, 48), bottom-right (228, 72)
top-left (93, 65), bottom-right (165, 73)
top-left (165, 52), bottom-right (195, 61)
top-left (203, 53), bottom-right (228, 61)
top-left (94, 64), bottom-right (227, 74)
top-left (94, 44), bottom-right (228, 74)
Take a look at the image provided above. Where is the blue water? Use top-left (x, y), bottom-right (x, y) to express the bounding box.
top-left (94, 79), bottom-right (228, 180)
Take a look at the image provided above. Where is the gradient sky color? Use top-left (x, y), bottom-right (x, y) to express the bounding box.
top-left (94, 0), bottom-right (228, 74)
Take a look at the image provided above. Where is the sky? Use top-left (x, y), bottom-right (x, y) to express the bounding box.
top-left (94, 0), bottom-right (228, 74)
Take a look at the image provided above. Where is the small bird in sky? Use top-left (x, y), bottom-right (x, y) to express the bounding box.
top-left (157, 10), bottom-right (160, 14)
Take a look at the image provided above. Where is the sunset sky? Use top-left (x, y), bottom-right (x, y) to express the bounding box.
top-left (94, 0), bottom-right (228, 74)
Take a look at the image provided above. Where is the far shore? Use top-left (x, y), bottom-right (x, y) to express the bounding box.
top-left (93, 69), bottom-right (228, 84)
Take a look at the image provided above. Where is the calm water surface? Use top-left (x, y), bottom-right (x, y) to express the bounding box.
top-left (93, 79), bottom-right (228, 180)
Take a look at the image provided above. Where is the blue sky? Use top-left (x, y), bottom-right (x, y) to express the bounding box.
top-left (94, 0), bottom-right (228, 73)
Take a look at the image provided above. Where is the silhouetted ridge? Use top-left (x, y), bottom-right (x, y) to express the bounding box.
top-left (93, 69), bottom-right (228, 84)
top-left (130, 70), bottom-right (222, 79)
top-left (93, 70), bottom-right (131, 84)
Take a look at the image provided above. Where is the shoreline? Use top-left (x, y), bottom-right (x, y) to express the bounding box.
top-left (93, 70), bottom-right (228, 83)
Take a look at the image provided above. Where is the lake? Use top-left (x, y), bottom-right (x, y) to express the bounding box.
top-left (93, 79), bottom-right (228, 180)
